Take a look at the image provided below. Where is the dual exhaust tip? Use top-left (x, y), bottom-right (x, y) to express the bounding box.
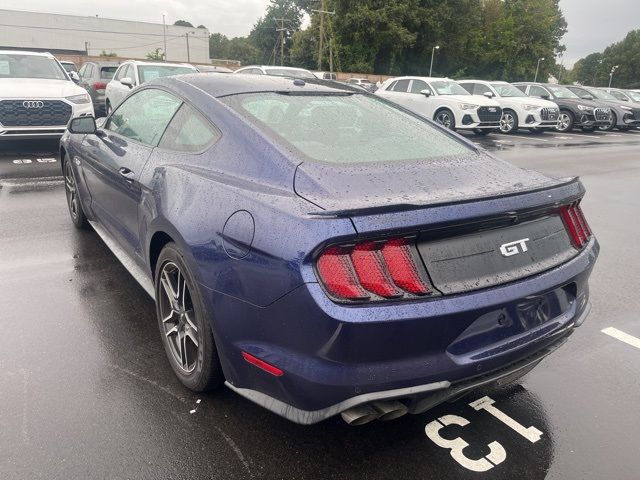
top-left (340, 400), bottom-right (408, 426)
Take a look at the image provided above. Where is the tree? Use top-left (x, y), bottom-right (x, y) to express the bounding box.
top-left (146, 48), bottom-right (165, 60)
top-left (99, 50), bottom-right (117, 58)
top-left (174, 20), bottom-right (194, 27)
top-left (209, 33), bottom-right (231, 59)
top-left (248, 0), bottom-right (304, 65)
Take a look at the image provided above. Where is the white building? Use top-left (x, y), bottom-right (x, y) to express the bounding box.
top-left (0, 9), bottom-right (210, 63)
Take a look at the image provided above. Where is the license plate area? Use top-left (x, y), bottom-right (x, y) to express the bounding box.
top-left (417, 215), bottom-right (577, 295)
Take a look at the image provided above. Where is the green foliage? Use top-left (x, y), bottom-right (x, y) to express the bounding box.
top-left (174, 20), bottom-right (194, 27)
top-left (146, 48), bottom-right (165, 60)
top-left (248, 0), bottom-right (304, 65)
top-left (99, 50), bottom-right (117, 58)
top-left (568, 30), bottom-right (640, 88)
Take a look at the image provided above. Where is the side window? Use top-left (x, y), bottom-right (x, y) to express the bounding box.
top-left (458, 83), bottom-right (473, 94)
top-left (529, 86), bottom-right (549, 98)
top-left (78, 64), bottom-right (87, 78)
top-left (514, 85), bottom-right (527, 94)
top-left (113, 65), bottom-right (125, 81)
top-left (242, 68), bottom-right (263, 75)
top-left (391, 79), bottom-right (410, 92)
top-left (410, 79), bottom-right (429, 94)
top-left (610, 90), bottom-right (627, 101)
top-left (473, 83), bottom-right (492, 96)
top-left (159, 103), bottom-right (220, 152)
top-left (385, 81), bottom-right (397, 91)
top-left (105, 89), bottom-right (182, 146)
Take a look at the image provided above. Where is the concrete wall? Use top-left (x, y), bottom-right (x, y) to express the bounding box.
top-left (0, 9), bottom-right (210, 63)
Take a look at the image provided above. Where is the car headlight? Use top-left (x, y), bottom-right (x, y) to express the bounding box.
top-left (523, 104), bottom-right (541, 111)
top-left (459, 103), bottom-right (479, 110)
top-left (66, 94), bottom-right (91, 104)
top-left (577, 104), bottom-right (593, 112)
top-left (620, 105), bottom-right (633, 111)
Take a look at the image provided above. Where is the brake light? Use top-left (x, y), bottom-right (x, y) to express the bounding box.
top-left (560, 203), bottom-right (592, 248)
top-left (93, 81), bottom-right (107, 90)
top-left (316, 237), bottom-right (432, 302)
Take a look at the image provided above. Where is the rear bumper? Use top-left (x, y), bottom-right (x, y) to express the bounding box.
top-left (206, 237), bottom-right (598, 423)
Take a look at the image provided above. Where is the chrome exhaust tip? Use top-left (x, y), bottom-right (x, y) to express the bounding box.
top-left (340, 404), bottom-right (380, 426)
top-left (371, 400), bottom-right (408, 421)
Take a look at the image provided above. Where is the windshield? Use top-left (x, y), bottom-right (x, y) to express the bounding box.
top-left (265, 68), bottom-right (316, 79)
top-left (61, 63), bottom-right (76, 73)
top-left (547, 85), bottom-right (579, 99)
top-left (586, 87), bottom-right (616, 101)
top-left (626, 90), bottom-right (640, 101)
top-left (490, 83), bottom-right (527, 98)
top-left (223, 92), bottom-right (471, 163)
top-left (137, 65), bottom-right (196, 83)
top-left (0, 53), bottom-right (68, 80)
top-left (430, 81), bottom-right (470, 96)
top-left (100, 66), bottom-right (118, 79)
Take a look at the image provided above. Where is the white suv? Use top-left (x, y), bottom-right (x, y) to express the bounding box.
top-left (234, 65), bottom-right (316, 79)
top-left (376, 76), bottom-right (502, 134)
top-left (459, 80), bottom-right (560, 134)
top-left (105, 61), bottom-right (197, 114)
top-left (0, 50), bottom-right (93, 140)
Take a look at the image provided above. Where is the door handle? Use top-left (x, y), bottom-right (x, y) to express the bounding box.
top-left (118, 167), bottom-right (135, 181)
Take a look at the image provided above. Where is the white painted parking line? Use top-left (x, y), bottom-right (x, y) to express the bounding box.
top-left (507, 134), bottom-right (548, 142)
top-left (36, 158), bottom-right (57, 163)
top-left (12, 159), bottom-right (33, 164)
top-left (602, 327), bottom-right (640, 350)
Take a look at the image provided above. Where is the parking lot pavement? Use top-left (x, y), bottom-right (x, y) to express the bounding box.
top-left (2, 130), bottom-right (640, 479)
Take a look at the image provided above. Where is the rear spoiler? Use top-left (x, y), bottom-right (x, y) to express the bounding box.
top-left (307, 177), bottom-right (584, 218)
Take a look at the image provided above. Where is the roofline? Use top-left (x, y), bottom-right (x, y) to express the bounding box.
top-left (0, 49), bottom-right (54, 57)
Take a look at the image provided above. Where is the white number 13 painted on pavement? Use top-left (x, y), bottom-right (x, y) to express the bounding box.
top-left (425, 396), bottom-right (543, 472)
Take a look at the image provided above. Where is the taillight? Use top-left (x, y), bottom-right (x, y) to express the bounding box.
top-left (316, 237), bottom-right (433, 302)
top-left (560, 202), bottom-right (592, 248)
top-left (93, 81), bottom-right (107, 90)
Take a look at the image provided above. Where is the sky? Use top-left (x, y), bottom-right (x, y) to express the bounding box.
top-left (1, 0), bottom-right (639, 67)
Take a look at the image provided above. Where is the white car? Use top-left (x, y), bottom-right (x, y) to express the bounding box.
top-left (346, 78), bottom-right (377, 92)
top-left (234, 65), bottom-right (316, 79)
top-left (105, 61), bottom-right (197, 114)
top-left (459, 80), bottom-right (560, 134)
top-left (0, 50), bottom-right (93, 140)
top-left (375, 76), bottom-right (502, 134)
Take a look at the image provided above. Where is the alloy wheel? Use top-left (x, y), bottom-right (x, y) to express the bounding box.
top-left (158, 261), bottom-right (200, 373)
top-left (556, 113), bottom-right (571, 132)
top-left (500, 112), bottom-right (515, 133)
top-left (64, 161), bottom-right (79, 220)
top-left (436, 112), bottom-right (452, 129)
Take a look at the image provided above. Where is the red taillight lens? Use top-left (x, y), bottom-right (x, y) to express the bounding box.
top-left (93, 81), bottom-right (107, 90)
top-left (316, 246), bottom-right (370, 300)
top-left (241, 351), bottom-right (284, 376)
top-left (560, 203), bottom-right (592, 248)
top-left (382, 239), bottom-right (431, 295)
top-left (316, 237), bottom-right (433, 302)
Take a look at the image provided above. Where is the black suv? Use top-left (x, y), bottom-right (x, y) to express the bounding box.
top-left (513, 82), bottom-right (611, 133)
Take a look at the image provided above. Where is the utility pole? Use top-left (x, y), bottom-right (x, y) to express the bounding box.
top-left (534, 57), bottom-right (544, 83)
top-left (275, 18), bottom-right (287, 66)
top-left (185, 31), bottom-right (194, 63)
top-left (162, 13), bottom-right (168, 61)
top-left (312, 2), bottom-right (336, 71)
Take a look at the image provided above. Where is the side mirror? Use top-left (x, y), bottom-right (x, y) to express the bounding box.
top-left (583, 94), bottom-right (594, 100)
top-left (483, 91), bottom-right (494, 98)
top-left (69, 71), bottom-right (80, 83)
top-left (120, 77), bottom-right (134, 88)
top-left (420, 89), bottom-right (432, 97)
top-left (68, 116), bottom-right (97, 134)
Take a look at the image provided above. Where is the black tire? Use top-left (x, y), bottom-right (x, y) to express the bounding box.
top-left (155, 243), bottom-right (224, 392)
top-left (499, 109), bottom-right (519, 134)
top-left (434, 109), bottom-right (456, 131)
top-left (529, 127), bottom-right (546, 134)
top-left (63, 155), bottom-right (88, 229)
top-left (599, 111), bottom-right (616, 131)
top-left (555, 110), bottom-right (574, 133)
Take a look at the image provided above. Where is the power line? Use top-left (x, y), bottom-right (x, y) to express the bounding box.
top-left (0, 22), bottom-right (205, 39)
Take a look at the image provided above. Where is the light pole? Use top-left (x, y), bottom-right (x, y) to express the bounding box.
top-left (534, 57), bottom-right (545, 82)
top-left (429, 45), bottom-right (439, 77)
top-left (185, 31), bottom-right (194, 63)
top-left (162, 13), bottom-right (167, 61)
top-left (609, 65), bottom-right (619, 88)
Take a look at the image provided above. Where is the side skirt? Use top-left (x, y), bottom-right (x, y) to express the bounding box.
top-left (88, 220), bottom-right (155, 299)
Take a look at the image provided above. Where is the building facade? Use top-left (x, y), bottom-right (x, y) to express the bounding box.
top-left (0, 9), bottom-right (210, 64)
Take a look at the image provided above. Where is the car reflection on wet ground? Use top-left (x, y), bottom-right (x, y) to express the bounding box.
top-left (1, 130), bottom-right (640, 479)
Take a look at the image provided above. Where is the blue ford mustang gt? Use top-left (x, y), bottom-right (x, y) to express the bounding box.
top-left (60, 74), bottom-right (598, 425)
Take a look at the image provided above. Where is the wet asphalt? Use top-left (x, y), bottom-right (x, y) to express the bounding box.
top-left (1, 130), bottom-right (640, 479)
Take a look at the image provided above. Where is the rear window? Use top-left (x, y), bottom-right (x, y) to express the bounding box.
top-left (100, 66), bottom-right (117, 79)
top-left (222, 92), bottom-right (471, 163)
top-left (138, 65), bottom-right (196, 83)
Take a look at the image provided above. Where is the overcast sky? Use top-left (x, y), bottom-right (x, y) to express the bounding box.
top-left (1, 0), bottom-right (638, 66)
